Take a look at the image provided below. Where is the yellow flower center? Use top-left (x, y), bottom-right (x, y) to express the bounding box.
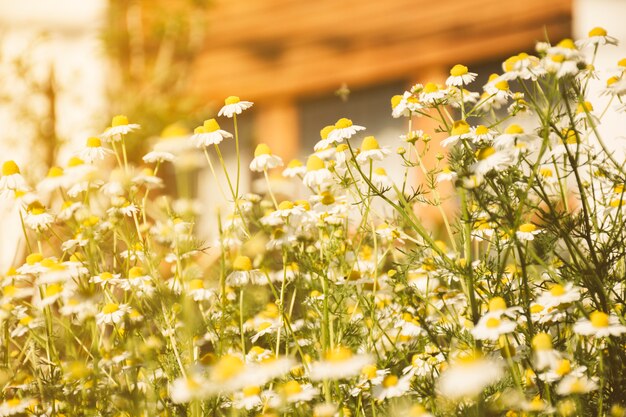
top-left (361, 364), bottom-right (378, 379)
top-left (102, 303), bottom-right (120, 314)
top-left (577, 101), bottom-right (593, 114)
top-left (607, 76), bottom-right (620, 86)
top-left (224, 96), bottom-right (240, 105)
top-left (257, 322), bottom-right (273, 331)
top-left (44, 283), bottom-right (63, 298)
top-left (6, 399), bottom-right (21, 408)
top-left (518, 223), bottom-right (536, 233)
top-left (391, 95), bottom-right (403, 108)
top-left (47, 166), bottom-right (64, 178)
top-left (281, 380), bottom-right (302, 396)
top-left (374, 167), bottom-right (387, 176)
top-left (551, 54), bottom-right (566, 63)
top-left (557, 39), bottom-right (576, 49)
top-left (233, 256), bottom-right (252, 271)
top-left (189, 279), bottom-right (204, 290)
top-left (505, 124), bottom-right (524, 135)
top-left (86, 137), bottom-right (102, 148)
top-left (325, 346), bottom-right (353, 362)
top-left (336, 144), bottom-right (349, 152)
top-left (254, 143), bottom-right (272, 157)
top-left (161, 123), bottom-right (188, 138)
top-left (295, 200), bottom-right (311, 210)
top-left (320, 125), bottom-right (335, 139)
top-left (540, 168), bottom-right (553, 178)
top-left (569, 378), bottom-right (587, 394)
top-left (494, 80), bottom-right (509, 91)
top-left (306, 155), bottom-right (325, 171)
top-left (213, 355), bottom-right (244, 381)
top-left (2, 160), bottom-right (20, 176)
top-left (111, 115), bottom-right (129, 127)
top-left (99, 272), bottom-right (114, 281)
top-left (423, 82), bottom-right (439, 93)
top-left (128, 267), bottom-right (144, 279)
top-left (278, 200), bottom-right (294, 210)
top-left (287, 159), bottom-right (303, 168)
top-left (334, 118), bottom-right (353, 129)
top-left (489, 297), bottom-right (507, 311)
top-left (382, 375), bottom-right (398, 388)
top-left (474, 125), bottom-right (489, 135)
top-left (450, 64), bottom-right (469, 76)
top-left (27, 201), bottom-right (46, 215)
top-left (588, 27), bottom-right (607, 37)
top-left (451, 120), bottom-right (470, 136)
top-left (361, 136), bottom-right (380, 151)
top-left (590, 311), bottom-right (609, 328)
top-left (556, 359), bottom-right (571, 376)
top-left (203, 118), bottom-right (220, 132)
top-left (26, 253), bottom-right (43, 265)
top-left (550, 284), bottom-right (566, 297)
top-left (67, 157), bottom-right (84, 167)
top-left (242, 386), bottom-right (261, 397)
top-left (19, 316), bottom-right (33, 326)
top-left (532, 332), bottom-right (553, 350)
top-left (486, 317), bottom-right (501, 329)
top-left (476, 146), bottom-right (496, 160)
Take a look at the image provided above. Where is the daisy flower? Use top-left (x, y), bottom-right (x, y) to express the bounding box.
top-left (0, 160), bottom-right (27, 196)
top-left (78, 137), bottom-right (113, 163)
top-left (249, 143), bottom-right (283, 172)
top-left (205, 354), bottom-right (293, 394)
top-left (142, 150), bottom-right (175, 164)
top-left (327, 118), bottom-right (365, 143)
top-left (278, 380), bottom-right (318, 404)
top-left (493, 124), bottom-right (537, 149)
top-left (231, 386), bottom-right (264, 410)
top-left (282, 158), bottom-right (306, 178)
top-left (515, 223), bottom-right (542, 241)
top-left (531, 332), bottom-right (562, 370)
top-left (441, 120), bottom-right (471, 147)
top-left (472, 146), bottom-right (513, 176)
top-left (573, 311), bottom-right (626, 337)
top-left (436, 166), bottom-right (457, 183)
top-left (170, 373), bottom-right (210, 403)
top-left (536, 282), bottom-right (580, 308)
top-left (101, 115), bottom-right (140, 140)
top-left (186, 279), bottom-right (215, 301)
top-left (302, 155), bottom-right (333, 190)
top-left (419, 82), bottom-right (447, 104)
top-left (371, 167), bottom-right (393, 191)
top-left (309, 346), bottom-right (373, 381)
top-left (89, 271), bottom-right (120, 288)
top-left (372, 374), bottom-right (412, 401)
top-left (133, 168), bottom-right (164, 189)
top-left (0, 398), bottom-right (36, 416)
top-left (23, 200), bottom-right (54, 231)
top-left (446, 64), bottom-right (477, 86)
top-left (576, 26), bottom-right (618, 48)
top-left (356, 136), bottom-right (390, 163)
top-left (37, 166), bottom-right (70, 192)
top-left (96, 302), bottom-right (131, 325)
top-left (226, 256), bottom-right (266, 287)
top-left (436, 354), bottom-right (504, 400)
top-left (218, 96), bottom-right (253, 118)
top-left (190, 118), bottom-right (233, 147)
top-left (471, 313), bottom-right (517, 341)
top-left (556, 374), bottom-right (599, 395)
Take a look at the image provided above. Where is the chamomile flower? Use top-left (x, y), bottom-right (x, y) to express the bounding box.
top-left (576, 26), bottom-right (618, 48)
top-left (282, 159), bottom-right (306, 177)
top-left (471, 313), bottom-right (517, 341)
top-left (96, 302), bottom-right (131, 325)
top-left (186, 279), bottom-right (215, 301)
top-left (37, 166), bottom-right (70, 192)
top-left (190, 118), bottom-right (233, 147)
top-left (356, 136), bottom-right (390, 163)
top-left (573, 311), bottom-right (626, 337)
top-left (436, 354), bottom-right (504, 400)
top-left (170, 374), bottom-right (210, 403)
top-left (419, 82), bottom-right (447, 104)
top-left (90, 272), bottom-right (120, 288)
top-left (515, 223), bottom-right (542, 241)
top-left (142, 150), bottom-right (175, 164)
top-left (371, 167), bottom-right (393, 191)
top-left (226, 256), bottom-right (266, 287)
top-left (302, 155), bottom-right (333, 190)
top-left (78, 137), bottom-right (113, 163)
top-left (441, 120), bottom-right (471, 147)
top-left (446, 64), bottom-right (477, 86)
top-left (278, 380), bottom-right (318, 404)
top-left (493, 124), bottom-right (537, 149)
top-left (536, 283), bottom-right (580, 308)
top-left (231, 386), bottom-right (264, 410)
top-left (327, 118), bottom-right (365, 143)
top-left (309, 346), bottom-right (373, 381)
top-left (372, 374), bottom-right (412, 401)
top-left (436, 166), bottom-right (457, 183)
top-left (555, 374), bottom-right (599, 395)
top-left (101, 115), bottom-right (140, 140)
top-left (0, 398), bottom-right (36, 416)
top-left (249, 143), bottom-right (283, 172)
top-left (0, 160), bottom-right (27, 196)
top-left (218, 96), bottom-right (253, 118)
top-left (472, 146), bottom-right (513, 176)
top-left (205, 354), bottom-right (293, 394)
top-left (531, 332), bottom-right (562, 370)
top-left (23, 200), bottom-right (54, 231)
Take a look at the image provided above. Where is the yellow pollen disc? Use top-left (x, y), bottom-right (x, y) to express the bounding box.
top-left (577, 101), bottom-right (593, 114)
top-left (213, 355), bottom-right (244, 381)
top-left (361, 136), bottom-right (380, 151)
top-left (489, 297), bottom-right (507, 311)
top-left (26, 253), bottom-right (43, 265)
top-left (503, 56), bottom-right (519, 72)
top-left (476, 146), bottom-right (496, 160)
top-left (128, 266), bottom-right (143, 279)
top-left (102, 303), bottom-right (119, 314)
top-left (336, 144), bottom-right (349, 152)
top-left (306, 155), bottom-right (325, 171)
top-left (610, 199), bottom-right (626, 207)
top-left (194, 126), bottom-right (206, 134)
top-left (233, 255), bottom-right (252, 271)
top-left (569, 379), bottom-right (587, 394)
top-left (44, 283), bottom-right (63, 298)
top-left (607, 76), bottom-right (620, 86)
top-left (450, 64), bottom-right (469, 76)
top-left (242, 386), bottom-right (261, 397)
top-left (287, 159), bottom-right (303, 168)
top-left (618, 58), bottom-right (626, 67)
top-left (224, 96), bottom-right (240, 105)
top-left (382, 375), bottom-right (399, 388)
top-left (555, 359), bottom-right (571, 376)
top-left (320, 192), bottom-right (335, 205)
top-left (86, 137), bottom-right (102, 148)
top-left (320, 125), bottom-right (335, 139)
top-left (518, 223), bottom-right (537, 233)
top-left (557, 39), bottom-right (576, 49)
top-left (475, 125), bottom-right (489, 135)
top-left (254, 143), bottom-right (272, 157)
top-left (111, 115), bottom-right (129, 127)
top-left (203, 118), bottom-right (220, 132)
top-left (505, 124), bottom-right (524, 135)
top-left (19, 316), bottom-right (33, 326)
top-left (278, 200), bottom-right (294, 210)
top-left (7, 399), bottom-right (21, 408)
top-left (189, 279), bottom-right (204, 290)
top-left (295, 199), bottom-right (311, 210)
top-left (2, 160), bottom-right (20, 176)
top-left (361, 364), bottom-right (378, 379)
top-left (485, 317), bottom-right (501, 329)
top-left (488, 73), bottom-right (500, 82)
top-left (550, 284), bottom-right (565, 296)
top-left (325, 346), bottom-right (353, 362)
top-left (551, 55), bottom-right (566, 63)
top-left (590, 311), bottom-right (609, 328)
top-left (281, 380), bottom-right (302, 396)
top-left (588, 27), bottom-right (608, 37)
top-left (374, 167), bottom-right (387, 176)
top-left (494, 80), bottom-right (509, 91)
top-left (257, 322), bottom-right (272, 331)
top-left (334, 118), bottom-right (353, 129)
top-left (47, 166), bottom-right (64, 177)
top-left (161, 123), bottom-right (189, 138)
top-left (540, 168), bottom-right (553, 178)
top-left (391, 94), bottom-right (403, 108)
top-left (532, 332), bottom-right (553, 350)
top-left (450, 120), bottom-right (470, 136)
top-left (67, 157), bottom-right (84, 167)
top-left (423, 82), bottom-right (439, 93)
top-left (100, 272), bottom-right (113, 281)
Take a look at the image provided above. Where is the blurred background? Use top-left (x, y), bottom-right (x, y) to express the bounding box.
top-left (0, 0), bottom-right (624, 267)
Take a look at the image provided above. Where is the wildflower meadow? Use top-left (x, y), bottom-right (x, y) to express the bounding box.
top-left (1, 29), bottom-right (626, 417)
